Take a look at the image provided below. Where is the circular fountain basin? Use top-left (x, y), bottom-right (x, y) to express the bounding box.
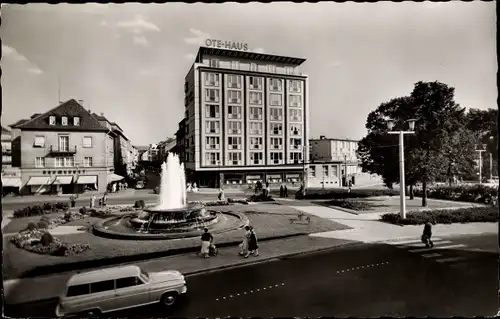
top-left (92, 210), bottom-right (249, 240)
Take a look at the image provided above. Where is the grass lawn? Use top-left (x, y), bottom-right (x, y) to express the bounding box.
top-left (2, 203), bottom-right (350, 280)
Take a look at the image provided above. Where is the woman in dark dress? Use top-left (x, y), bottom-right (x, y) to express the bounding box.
top-left (248, 226), bottom-right (259, 257)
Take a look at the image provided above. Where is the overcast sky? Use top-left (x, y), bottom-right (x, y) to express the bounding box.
top-left (1, 2), bottom-right (496, 146)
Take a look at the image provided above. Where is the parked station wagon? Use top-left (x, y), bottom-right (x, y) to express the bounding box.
top-left (55, 265), bottom-right (187, 317)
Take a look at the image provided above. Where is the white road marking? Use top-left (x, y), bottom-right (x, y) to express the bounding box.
top-left (389, 238), bottom-right (443, 245)
top-left (422, 253), bottom-right (442, 258)
top-left (436, 256), bottom-right (470, 263)
top-left (216, 298), bottom-right (219, 301)
top-left (409, 244), bottom-right (466, 253)
top-left (229, 295), bottom-right (233, 298)
top-left (403, 240), bottom-right (452, 248)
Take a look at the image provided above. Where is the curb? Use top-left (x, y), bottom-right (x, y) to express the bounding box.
top-left (183, 240), bottom-right (361, 278)
top-left (9, 233), bottom-right (308, 280)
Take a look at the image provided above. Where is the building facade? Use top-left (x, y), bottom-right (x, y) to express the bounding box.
top-left (2, 126), bottom-right (12, 168)
top-left (10, 99), bottom-right (116, 194)
top-left (181, 46), bottom-right (309, 187)
top-left (308, 136), bottom-right (362, 188)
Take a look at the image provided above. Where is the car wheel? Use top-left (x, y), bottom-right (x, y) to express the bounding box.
top-left (161, 292), bottom-right (178, 308)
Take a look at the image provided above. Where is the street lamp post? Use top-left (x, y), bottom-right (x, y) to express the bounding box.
top-left (387, 119), bottom-right (417, 219)
top-left (302, 145), bottom-right (307, 189)
top-left (489, 136), bottom-right (495, 180)
top-left (475, 144), bottom-right (486, 184)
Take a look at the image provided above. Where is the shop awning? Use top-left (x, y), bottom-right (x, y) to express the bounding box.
top-left (26, 176), bottom-right (51, 186)
top-left (52, 176), bottom-right (73, 185)
top-left (108, 173), bottom-right (125, 182)
top-left (2, 177), bottom-right (21, 188)
top-left (76, 175), bottom-right (98, 185)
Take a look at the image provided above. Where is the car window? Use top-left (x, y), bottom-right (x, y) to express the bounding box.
top-left (67, 284), bottom-right (90, 297)
top-left (90, 280), bottom-right (115, 293)
top-left (116, 277), bottom-right (138, 289)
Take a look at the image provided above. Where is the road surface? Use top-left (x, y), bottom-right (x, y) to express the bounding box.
top-left (4, 233), bottom-right (497, 318)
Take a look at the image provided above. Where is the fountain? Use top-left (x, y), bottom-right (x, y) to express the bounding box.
top-left (92, 153), bottom-right (249, 240)
top-left (129, 153), bottom-right (218, 232)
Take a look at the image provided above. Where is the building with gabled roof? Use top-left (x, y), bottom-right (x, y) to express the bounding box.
top-left (10, 99), bottom-right (118, 194)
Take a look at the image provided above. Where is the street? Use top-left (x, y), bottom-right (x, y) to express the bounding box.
top-left (4, 233), bottom-right (498, 318)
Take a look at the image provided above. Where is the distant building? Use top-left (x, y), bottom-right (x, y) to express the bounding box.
top-left (307, 136), bottom-right (362, 188)
top-left (8, 99), bottom-right (132, 195)
top-left (180, 46), bottom-right (309, 187)
top-left (2, 126), bottom-right (12, 168)
top-left (174, 119), bottom-right (187, 163)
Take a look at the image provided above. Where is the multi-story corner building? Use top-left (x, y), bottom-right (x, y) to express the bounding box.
top-left (10, 99), bottom-right (116, 194)
top-left (1, 126), bottom-right (22, 194)
top-left (181, 46), bottom-right (309, 187)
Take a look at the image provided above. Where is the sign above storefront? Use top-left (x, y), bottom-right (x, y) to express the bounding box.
top-left (205, 39), bottom-right (248, 51)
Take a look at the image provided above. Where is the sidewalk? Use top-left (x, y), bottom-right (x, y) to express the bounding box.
top-left (275, 199), bottom-right (498, 243)
top-left (3, 235), bottom-right (355, 304)
top-left (1, 189), bottom-right (141, 204)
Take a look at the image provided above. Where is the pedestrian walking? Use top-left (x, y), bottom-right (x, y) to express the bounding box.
top-left (218, 187), bottom-right (225, 201)
top-left (421, 222), bottom-right (434, 248)
top-left (284, 185), bottom-right (288, 198)
top-left (102, 193), bottom-right (108, 207)
top-left (280, 184), bottom-right (284, 198)
top-left (264, 182), bottom-right (270, 197)
top-left (90, 194), bottom-right (96, 208)
top-left (200, 228), bottom-right (213, 258)
top-left (248, 226), bottom-right (259, 257)
top-left (239, 226), bottom-right (251, 257)
top-left (70, 195), bottom-right (76, 208)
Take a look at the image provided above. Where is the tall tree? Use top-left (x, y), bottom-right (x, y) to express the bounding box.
top-left (357, 81), bottom-right (470, 207)
top-left (466, 108), bottom-right (498, 179)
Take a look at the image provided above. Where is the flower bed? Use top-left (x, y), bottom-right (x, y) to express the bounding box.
top-left (10, 229), bottom-right (91, 257)
top-left (13, 202), bottom-right (70, 218)
top-left (380, 206), bottom-right (498, 225)
top-left (247, 194), bottom-right (274, 202)
top-left (298, 188), bottom-right (399, 200)
top-left (325, 199), bottom-right (375, 211)
top-left (415, 184), bottom-right (498, 203)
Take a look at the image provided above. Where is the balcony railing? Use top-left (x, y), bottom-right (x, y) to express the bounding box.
top-left (48, 145), bottom-right (77, 155)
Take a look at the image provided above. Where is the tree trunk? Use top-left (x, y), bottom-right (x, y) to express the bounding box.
top-left (409, 184), bottom-right (414, 200)
top-left (422, 181), bottom-right (428, 207)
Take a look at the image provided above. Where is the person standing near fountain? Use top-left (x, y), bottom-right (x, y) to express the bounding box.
top-left (200, 228), bottom-right (213, 258)
top-left (90, 194), bottom-right (96, 208)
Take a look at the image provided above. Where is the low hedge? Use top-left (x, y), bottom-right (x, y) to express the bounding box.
top-left (247, 194), bottom-right (274, 202)
top-left (298, 188), bottom-right (399, 200)
top-left (326, 199), bottom-right (375, 211)
top-left (380, 206), bottom-right (498, 225)
top-left (415, 184), bottom-right (498, 203)
top-left (13, 202), bottom-right (69, 218)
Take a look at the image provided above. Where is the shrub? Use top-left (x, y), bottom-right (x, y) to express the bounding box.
top-left (64, 211), bottom-right (83, 222)
top-left (40, 232), bottom-right (54, 246)
top-left (134, 200), bottom-right (146, 208)
top-left (13, 201), bottom-right (70, 218)
top-left (326, 199), bottom-right (374, 211)
top-left (415, 184), bottom-right (497, 203)
top-left (37, 220), bottom-right (49, 229)
top-left (247, 194), bottom-right (274, 202)
top-left (299, 188), bottom-right (399, 200)
top-left (381, 206), bottom-right (498, 225)
top-left (79, 206), bottom-right (87, 215)
top-left (26, 222), bottom-right (38, 231)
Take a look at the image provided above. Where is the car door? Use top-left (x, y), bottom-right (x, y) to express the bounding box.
top-left (114, 276), bottom-right (150, 311)
top-left (88, 280), bottom-right (117, 312)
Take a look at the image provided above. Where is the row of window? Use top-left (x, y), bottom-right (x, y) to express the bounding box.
top-left (204, 151), bottom-right (303, 165)
top-left (48, 116), bottom-right (81, 126)
top-left (204, 137), bottom-right (303, 150)
top-left (309, 165), bottom-right (339, 178)
top-left (35, 156), bottom-right (93, 168)
top-left (67, 276), bottom-right (146, 297)
top-left (207, 60), bottom-right (298, 76)
top-left (205, 73), bottom-right (302, 92)
top-left (205, 89), bottom-right (302, 107)
top-left (205, 103), bottom-right (302, 120)
top-left (204, 121), bottom-right (303, 136)
top-left (34, 136), bottom-right (93, 149)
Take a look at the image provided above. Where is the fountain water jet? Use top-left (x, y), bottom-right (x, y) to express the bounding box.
top-left (129, 153), bottom-right (217, 232)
